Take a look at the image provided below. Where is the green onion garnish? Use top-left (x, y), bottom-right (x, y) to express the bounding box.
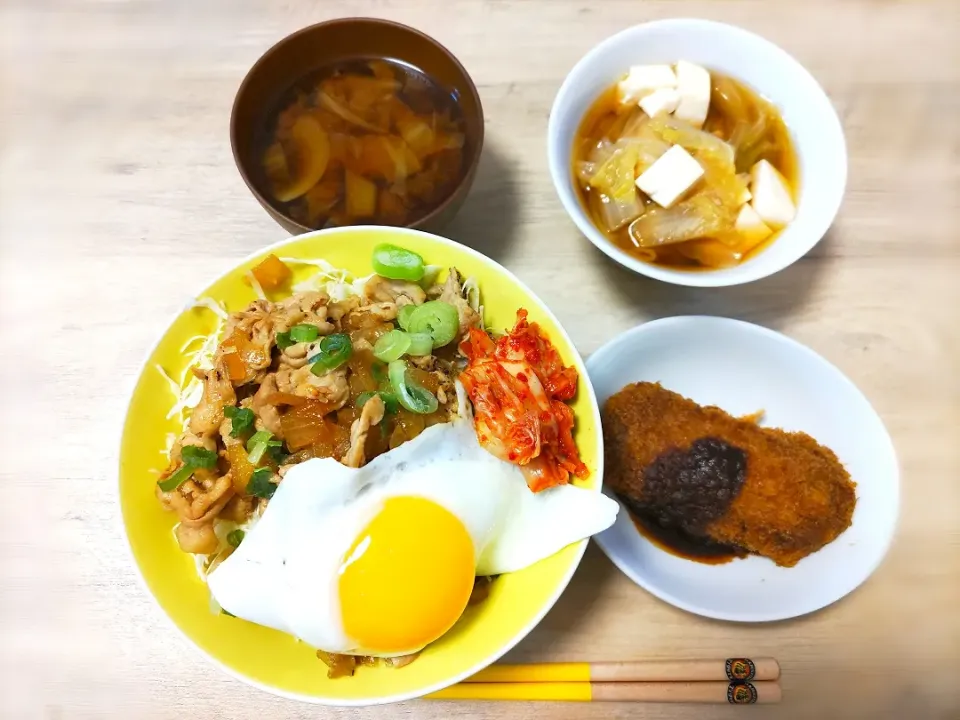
top-left (356, 390), bottom-right (376, 408)
top-left (372, 243), bottom-right (425, 282)
top-left (388, 359), bottom-right (438, 414)
top-left (371, 360), bottom-right (387, 384)
top-left (246, 467), bottom-right (277, 499)
top-left (406, 332), bottom-right (434, 357)
top-left (224, 406), bottom-right (255, 437)
top-left (157, 464), bottom-right (195, 492)
top-left (157, 445), bottom-right (218, 492)
top-left (406, 300), bottom-right (459, 348)
top-left (379, 391), bottom-right (400, 415)
top-left (373, 329), bottom-right (412, 362)
top-left (290, 324), bottom-right (320, 344)
top-left (266, 443), bottom-right (288, 466)
top-left (246, 430), bottom-right (274, 464)
top-left (275, 330), bottom-right (295, 350)
top-left (356, 390), bottom-right (400, 415)
top-left (397, 304), bottom-right (417, 331)
top-left (180, 445), bottom-right (218, 468)
top-left (310, 333), bottom-right (352, 374)
top-left (226, 529), bottom-right (245, 548)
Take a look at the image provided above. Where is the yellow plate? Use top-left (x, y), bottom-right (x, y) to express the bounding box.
top-left (118, 226), bottom-right (602, 706)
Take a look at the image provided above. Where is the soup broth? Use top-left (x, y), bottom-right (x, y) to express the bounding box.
top-left (259, 58), bottom-right (467, 229)
top-left (572, 68), bottom-right (799, 270)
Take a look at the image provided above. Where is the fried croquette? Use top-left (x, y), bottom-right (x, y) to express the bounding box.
top-left (603, 382), bottom-right (857, 567)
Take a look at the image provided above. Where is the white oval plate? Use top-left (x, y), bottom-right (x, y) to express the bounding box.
top-left (587, 316), bottom-right (899, 621)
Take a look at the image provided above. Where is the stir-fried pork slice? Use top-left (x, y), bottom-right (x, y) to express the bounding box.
top-left (275, 365), bottom-right (350, 408)
top-left (343, 394), bottom-right (385, 468)
top-left (351, 301), bottom-right (398, 323)
top-left (438, 267), bottom-right (481, 339)
top-left (174, 522), bottom-right (219, 554)
top-left (328, 296), bottom-right (361, 323)
top-left (188, 361), bottom-right (236, 436)
top-left (363, 275), bottom-right (426, 307)
top-left (251, 374), bottom-right (285, 438)
top-left (156, 467), bottom-right (234, 525)
top-left (274, 291), bottom-right (335, 334)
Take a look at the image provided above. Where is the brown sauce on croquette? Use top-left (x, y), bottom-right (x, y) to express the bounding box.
top-left (619, 437), bottom-right (749, 564)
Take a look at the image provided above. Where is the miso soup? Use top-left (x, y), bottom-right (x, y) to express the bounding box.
top-left (260, 58), bottom-right (468, 229)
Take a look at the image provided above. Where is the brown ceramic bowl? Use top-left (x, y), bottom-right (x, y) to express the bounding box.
top-left (231, 18), bottom-right (484, 235)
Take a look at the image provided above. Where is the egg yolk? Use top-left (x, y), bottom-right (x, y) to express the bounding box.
top-left (338, 496), bottom-right (475, 653)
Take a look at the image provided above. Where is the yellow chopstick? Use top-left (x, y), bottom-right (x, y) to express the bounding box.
top-left (428, 680), bottom-right (782, 704)
top-left (463, 657), bottom-right (780, 683)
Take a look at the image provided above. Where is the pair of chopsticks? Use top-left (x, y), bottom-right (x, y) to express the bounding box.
top-left (427, 658), bottom-right (781, 704)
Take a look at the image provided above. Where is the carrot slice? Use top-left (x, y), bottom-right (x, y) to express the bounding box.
top-left (220, 349), bottom-right (247, 382)
top-left (249, 254), bottom-right (292, 291)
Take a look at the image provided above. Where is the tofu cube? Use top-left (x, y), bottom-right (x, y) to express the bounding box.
top-left (639, 88), bottom-right (681, 117)
top-left (735, 203), bottom-right (773, 246)
top-left (749, 160), bottom-right (796, 227)
top-left (635, 145), bottom-right (704, 208)
top-left (674, 61), bottom-right (712, 128)
top-left (737, 173), bottom-right (752, 205)
top-left (618, 65), bottom-right (677, 106)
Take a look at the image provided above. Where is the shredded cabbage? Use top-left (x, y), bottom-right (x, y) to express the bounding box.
top-left (278, 256), bottom-right (370, 301)
top-left (246, 271), bottom-right (267, 301)
top-left (155, 297), bottom-right (228, 432)
top-left (420, 264), bottom-right (442, 289)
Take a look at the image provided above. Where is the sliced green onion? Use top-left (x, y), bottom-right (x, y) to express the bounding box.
top-left (406, 332), bottom-right (434, 356)
top-left (180, 445), bottom-right (218, 468)
top-left (246, 468), bottom-right (277, 499)
top-left (356, 390), bottom-right (376, 408)
top-left (224, 406), bottom-right (255, 437)
top-left (310, 333), bottom-right (352, 374)
top-left (407, 300), bottom-right (459, 348)
top-left (245, 431), bottom-right (272, 453)
top-left (372, 243), bottom-right (425, 281)
top-left (371, 360), bottom-right (387, 384)
top-left (275, 330), bottom-right (295, 350)
top-left (290, 324), bottom-right (320, 343)
top-left (266, 443), bottom-right (288, 466)
top-left (388, 360), bottom-right (439, 415)
top-left (246, 430), bottom-right (274, 464)
top-left (397, 304), bottom-right (417, 331)
top-left (373, 330), bottom-right (412, 362)
top-left (157, 445), bottom-right (218, 492)
top-left (157, 464), bottom-right (195, 492)
top-left (357, 390), bottom-right (400, 415)
top-left (379, 391), bottom-right (400, 415)
top-left (226, 529), bottom-right (245, 548)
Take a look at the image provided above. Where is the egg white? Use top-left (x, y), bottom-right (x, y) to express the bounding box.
top-left (207, 402), bottom-right (618, 656)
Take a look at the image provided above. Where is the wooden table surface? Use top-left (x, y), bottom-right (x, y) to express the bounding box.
top-left (2, 0), bottom-right (958, 718)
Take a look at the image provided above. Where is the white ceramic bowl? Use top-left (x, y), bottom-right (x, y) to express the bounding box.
top-left (548, 19), bottom-right (847, 287)
top-left (587, 317), bottom-right (899, 621)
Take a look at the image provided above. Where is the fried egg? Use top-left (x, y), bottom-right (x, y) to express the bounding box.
top-left (207, 410), bottom-right (617, 657)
